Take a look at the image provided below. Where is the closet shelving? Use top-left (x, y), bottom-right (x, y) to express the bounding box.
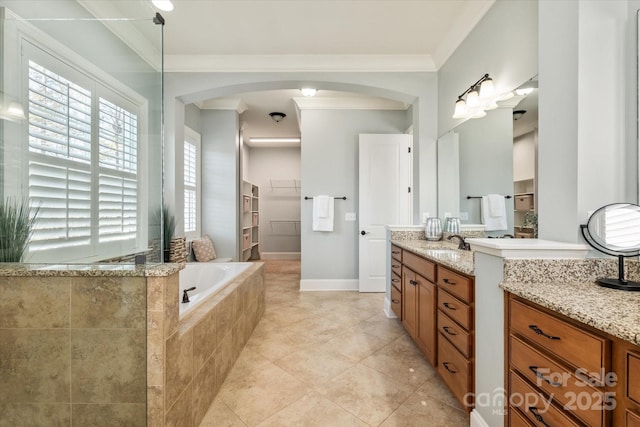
top-left (513, 178), bottom-right (536, 238)
top-left (241, 181), bottom-right (260, 261)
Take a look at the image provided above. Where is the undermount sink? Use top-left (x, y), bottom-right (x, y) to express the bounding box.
top-left (424, 248), bottom-right (461, 261)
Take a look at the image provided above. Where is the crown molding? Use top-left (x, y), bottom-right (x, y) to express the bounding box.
top-left (194, 98), bottom-right (248, 113)
top-left (164, 54), bottom-right (436, 73)
top-left (293, 96), bottom-right (408, 111)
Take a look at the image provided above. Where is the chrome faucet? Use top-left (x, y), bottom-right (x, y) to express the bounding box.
top-left (447, 234), bottom-right (471, 251)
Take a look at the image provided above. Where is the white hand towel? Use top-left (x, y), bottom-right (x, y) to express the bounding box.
top-left (487, 194), bottom-right (506, 217)
top-left (481, 195), bottom-right (507, 231)
top-left (313, 196), bottom-right (334, 232)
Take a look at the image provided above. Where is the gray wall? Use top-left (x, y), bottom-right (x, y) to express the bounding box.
top-left (246, 147), bottom-right (301, 254)
top-left (437, 0), bottom-right (538, 138)
top-left (300, 109), bottom-right (407, 281)
top-left (456, 108), bottom-right (514, 235)
top-left (538, 0), bottom-right (636, 242)
top-left (184, 103), bottom-right (202, 133)
top-left (200, 110), bottom-right (240, 260)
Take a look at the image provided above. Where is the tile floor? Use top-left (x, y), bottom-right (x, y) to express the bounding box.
top-left (199, 260), bottom-right (469, 427)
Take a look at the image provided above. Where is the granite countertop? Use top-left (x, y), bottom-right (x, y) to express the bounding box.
top-left (0, 262), bottom-right (184, 277)
top-left (501, 280), bottom-right (640, 346)
top-left (391, 239), bottom-right (474, 276)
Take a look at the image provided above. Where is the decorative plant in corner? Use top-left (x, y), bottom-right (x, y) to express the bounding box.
top-left (160, 203), bottom-right (176, 262)
top-left (0, 197), bottom-right (39, 262)
top-left (523, 211), bottom-right (538, 238)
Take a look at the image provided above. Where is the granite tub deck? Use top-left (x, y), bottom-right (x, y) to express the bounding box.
top-left (500, 258), bottom-right (640, 346)
top-left (0, 261), bottom-right (266, 427)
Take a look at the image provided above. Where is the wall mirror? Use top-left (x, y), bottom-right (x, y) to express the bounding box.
top-left (437, 76), bottom-right (538, 238)
top-left (580, 203), bottom-right (640, 291)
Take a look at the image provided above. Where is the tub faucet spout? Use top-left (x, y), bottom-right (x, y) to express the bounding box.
top-left (447, 234), bottom-right (471, 251)
top-left (182, 287), bottom-right (196, 303)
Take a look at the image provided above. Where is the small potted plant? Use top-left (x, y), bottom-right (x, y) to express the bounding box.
top-left (0, 197), bottom-right (39, 262)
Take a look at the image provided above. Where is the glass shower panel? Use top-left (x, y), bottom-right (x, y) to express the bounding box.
top-left (0, 5), bottom-right (163, 264)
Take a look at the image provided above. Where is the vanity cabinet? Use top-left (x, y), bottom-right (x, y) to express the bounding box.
top-left (436, 264), bottom-right (475, 409)
top-left (401, 252), bottom-right (437, 366)
top-left (390, 245), bottom-right (403, 320)
top-left (507, 294), bottom-right (640, 427)
top-left (389, 244), bottom-right (475, 411)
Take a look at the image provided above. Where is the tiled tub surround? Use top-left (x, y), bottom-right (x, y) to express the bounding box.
top-left (500, 258), bottom-right (640, 345)
top-left (0, 263), bottom-right (178, 427)
top-left (0, 261), bottom-right (265, 427)
top-left (148, 261), bottom-right (265, 427)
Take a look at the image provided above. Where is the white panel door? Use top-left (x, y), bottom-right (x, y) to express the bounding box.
top-left (358, 134), bottom-right (411, 292)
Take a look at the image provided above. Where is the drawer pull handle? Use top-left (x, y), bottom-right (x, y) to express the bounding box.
top-left (528, 325), bottom-right (561, 340)
top-left (409, 279), bottom-right (418, 286)
top-left (442, 326), bottom-right (457, 336)
top-left (392, 278), bottom-right (400, 283)
top-left (442, 362), bottom-right (458, 374)
top-left (392, 251), bottom-right (400, 254)
top-left (443, 302), bottom-right (456, 310)
top-left (392, 264), bottom-right (400, 268)
top-left (391, 299), bottom-right (400, 304)
top-left (443, 278), bottom-right (456, 285)
top-left (529, 366), bottom-right (563, 387)
top-left (528, 407), bottom-right (550, 427)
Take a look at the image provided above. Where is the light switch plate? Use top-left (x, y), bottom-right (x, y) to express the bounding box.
top-left (345, 212), bottom-right (356, 221)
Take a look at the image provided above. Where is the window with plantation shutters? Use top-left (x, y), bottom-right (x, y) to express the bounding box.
top-left (184, 127), bottom-right (201, 240)
top-left (28, 60), bottom-right (93, 251)
top-left (26, 55), bottom-right (141, 260)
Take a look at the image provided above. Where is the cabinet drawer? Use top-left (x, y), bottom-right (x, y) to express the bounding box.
top-left (510, 371), bottom-right (581, 427)
top-left (509, 298), bottom-right (609, 384)
top-left (403, 251), bottom-right (435, 282)
top-left (510, 335), bottom-right (605, 427)
top-left (390, 259), bottom-right (402, 278)
top-left (438, 288), bottom-right (471, 330)
top-left (627, 410), bottom-right (640, 427)
top-left (437, 266), bottom-right (472, 303)
top-left (437, 332), bottom-right (472, 409)
top-left (438, 310), bottom-right (471, 358)
top-left (391, 284), bottom-right (402, 320)
top-left (628, 351), bottom-right (640, 405)
top-left (391, 271), bottom-right (402, 292)
top-left (510, 407), bottom-right (536, 427)
top-left (391, 244), bottom-right (402, 263)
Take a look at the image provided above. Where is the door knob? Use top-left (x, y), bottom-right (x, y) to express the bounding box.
top-left (360, 230), bottom-right (369, 235)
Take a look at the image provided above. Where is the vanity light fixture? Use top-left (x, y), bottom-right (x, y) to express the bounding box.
top-left (300, 88), bottom-right (317, 97)
top-left (452, 74), bottom-right (506, 120)
top-left (513, 110), bottom-right (526, 120)
top-left (151, 0), bottom-right (174, 12)
top-left (269, 112), bottom-right (286, 123)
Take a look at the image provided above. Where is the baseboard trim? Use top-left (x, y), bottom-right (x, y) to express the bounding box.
top-left (260, 252), bottom-right (301, 260)
top-left (470, 410), bottom-right (491, 427)
top-left (299, 279), bottom-right (358, 291)
top-left (383, 296), bottom-right (398, 318)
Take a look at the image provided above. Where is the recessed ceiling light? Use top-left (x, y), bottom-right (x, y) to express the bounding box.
top-left (152, 0), bottom-right (174, 12)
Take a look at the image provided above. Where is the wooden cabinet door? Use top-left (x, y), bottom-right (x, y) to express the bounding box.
top-left (402, 267), bottom-right (418, 339)
top-left (416, 277), bottom-right (436, 365)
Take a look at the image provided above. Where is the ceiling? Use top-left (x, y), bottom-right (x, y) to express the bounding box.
top-left (78, 0), bottom-right (497, 143)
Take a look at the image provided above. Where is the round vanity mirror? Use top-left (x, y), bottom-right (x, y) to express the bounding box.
top-left (581, 203), bottom-right (640, 291)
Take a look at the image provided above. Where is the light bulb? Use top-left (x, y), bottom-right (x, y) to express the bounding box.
top-left (479, 78), bottom-right (495, 99)
top-left (300, 88), bottom-right (317, 97)
top-left (452, 99), bottom-right (467, 119)
top-left (466, 89), bottom-right (480, 108)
